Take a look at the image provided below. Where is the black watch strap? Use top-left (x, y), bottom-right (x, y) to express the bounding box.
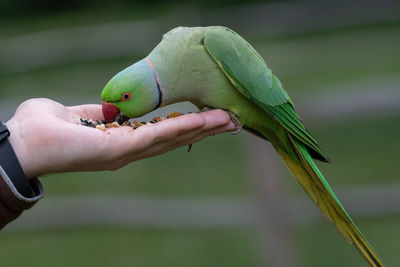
top-left (0, 121), bottom-right (35, 198)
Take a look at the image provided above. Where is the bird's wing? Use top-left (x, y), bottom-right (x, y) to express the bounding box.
top-left (204, 27), bottom-right (328, 162)
top-left (204, 28), bottom-right (385, 266)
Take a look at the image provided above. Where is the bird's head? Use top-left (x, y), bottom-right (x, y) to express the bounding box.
top-left (101, 59), bottom-right (161, 122)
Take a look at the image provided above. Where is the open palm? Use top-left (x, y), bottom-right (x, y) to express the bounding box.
top-left (6, 98), bottom-right (234, 178)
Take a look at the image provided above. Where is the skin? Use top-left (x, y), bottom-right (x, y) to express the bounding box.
top-left (5, 98), bottom-right (235, 179)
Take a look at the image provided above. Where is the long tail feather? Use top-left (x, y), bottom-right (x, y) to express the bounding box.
top-left (274, 135), bottom-right (384, 267)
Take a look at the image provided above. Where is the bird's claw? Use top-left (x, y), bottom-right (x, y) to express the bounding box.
top-left (201, 107), bottom-right (242, 134)
top-left (201, 106), bottom-right (212, 112)
top-left (227, 111), bottom-right (242, 135)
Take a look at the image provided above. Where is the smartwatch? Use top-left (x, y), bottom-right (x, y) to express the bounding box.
top-left (0, 121), bottom-right (35, 198)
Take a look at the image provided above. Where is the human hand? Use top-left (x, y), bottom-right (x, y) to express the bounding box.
top-left (5, 98), bottom-right (235, 179)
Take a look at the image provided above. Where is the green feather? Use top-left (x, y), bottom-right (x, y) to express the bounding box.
top-left (204, 26), bottom-right (383, 266)
top-left (204, 27), bottom-right (328, 162)
top-left (281, 137), bottom-right (383, 267)
top-left (103, 26), bottom-right (384, 266)
top-left (204, 27), bottom-right (290, 107)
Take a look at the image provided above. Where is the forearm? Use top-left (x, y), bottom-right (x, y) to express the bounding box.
top-left (0, 171), bottom-right (44, 229)
top-left (0, 118), bottom-right (44, 229)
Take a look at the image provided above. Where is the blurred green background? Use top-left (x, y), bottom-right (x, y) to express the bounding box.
top-left (1, 0), bottom-right (400, 266)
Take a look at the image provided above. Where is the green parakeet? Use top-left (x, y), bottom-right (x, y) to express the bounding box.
top-left (101, 26), bottom-right (383, 266)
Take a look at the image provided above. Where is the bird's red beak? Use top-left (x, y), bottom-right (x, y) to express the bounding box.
top-left (102, 101), bottom-right (120, 122)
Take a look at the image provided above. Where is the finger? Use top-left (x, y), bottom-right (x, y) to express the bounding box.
top-left (132, 129), bottom-right (215, 160)
top-left (196, 109), bottom-right (234, 131)
top-left (67, 104), bottom-right (104, 121)
top-left (100, 112), bottom-right (205, 158)
top-left (131, 122), bottom-right (235, 161)
top-left (129, 113), bottom-right (206, 146)
top-left (164, 120), bottom-right (235, 145)
top-left (90, 109), bottom-right (234, 160)
top-left (135, 109), bottom-right (234, 148)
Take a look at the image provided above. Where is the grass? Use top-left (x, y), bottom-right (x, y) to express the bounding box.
top-left (0, 3), bottom-right (169, 39)
top-left (0, 57), bottom-right (136, 99)
top-left (254, 25), bottom-right (400, 93)
top-left (295, 217), bottom-right (400, 266)
top-left (1, 218), bottom-right (399, 267)
top-left (1, 7), bottom-right (400, 267)
top-left (1, 25), bottom-right (400, 100)
top-left (0, 227), bottom-right (258, 267)
top-left (41, 133), bottom-right (250, 197)
top-left (314, 116), bottom-right (400, 187)
top-left (38, 114), bottom-right (400, 196)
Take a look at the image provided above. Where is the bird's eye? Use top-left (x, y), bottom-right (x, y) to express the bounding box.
top-left (121, 92), bottom-right (132, 101)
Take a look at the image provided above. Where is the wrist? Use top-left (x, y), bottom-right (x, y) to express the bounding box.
top-left (0, 119), bottom-right (36, 198)
top-left (5, 119), bottom-right (34, 179)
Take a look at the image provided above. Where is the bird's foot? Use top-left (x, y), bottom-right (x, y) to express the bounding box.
top-left (201, 106), bottom-right (213, 112)
top-left (200, 107), bottom-right (242, 134)
top-left (227, 111), bottom-right (242, 135)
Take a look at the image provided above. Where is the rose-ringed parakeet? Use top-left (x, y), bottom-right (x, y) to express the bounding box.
top-left (101, 26), bottom-right (384, 266)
